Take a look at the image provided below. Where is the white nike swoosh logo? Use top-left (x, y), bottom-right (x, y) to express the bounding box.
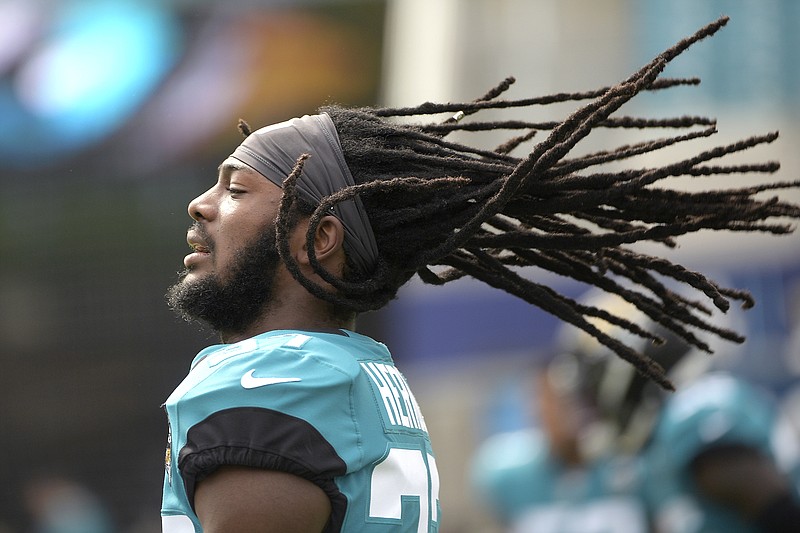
top-left (240, 369), bottom-right (302, 389)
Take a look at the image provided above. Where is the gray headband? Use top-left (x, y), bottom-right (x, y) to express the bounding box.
top-left (230, 113), bottom-right (378, 275)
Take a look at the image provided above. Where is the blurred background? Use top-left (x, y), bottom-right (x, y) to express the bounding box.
top-left (0, 0), bottom-right (798, 531)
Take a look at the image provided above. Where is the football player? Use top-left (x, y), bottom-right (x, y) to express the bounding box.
top-left (161, 16), bottom-right (800, 533)
top-left (473, 291), bottom-right (800, 532)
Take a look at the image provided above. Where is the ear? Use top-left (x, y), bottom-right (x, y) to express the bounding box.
top-left (295, 215), bottom-right (346, 269)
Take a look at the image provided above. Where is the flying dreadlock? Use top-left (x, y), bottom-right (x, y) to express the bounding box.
top-left (245, 16), bottom-right (800, 390)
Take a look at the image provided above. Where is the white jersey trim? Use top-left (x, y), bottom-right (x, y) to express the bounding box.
top-left (162, 514), bottom-right (196, 533)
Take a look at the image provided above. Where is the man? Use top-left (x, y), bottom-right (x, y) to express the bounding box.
top-left (471, 364), bottom-right (650, 533)
top-left (162, 16), bottom-right (799, 532)
top-left (162, 114), bottom-right (439, 532)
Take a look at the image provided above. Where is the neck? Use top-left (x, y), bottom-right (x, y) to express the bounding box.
top-left (219, 322), bottom-right (355, 344)
top-left (218, 252), bottom-right (357, 344)
top-left (218, 303), bottom-right (356, 344)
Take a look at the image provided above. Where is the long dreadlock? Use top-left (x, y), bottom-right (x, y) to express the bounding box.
top-left (247, 16), bottom-right (800, 390)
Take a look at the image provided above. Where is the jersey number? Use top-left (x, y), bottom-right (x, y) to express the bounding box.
top-left (369, 447), bottom-right (439, 533)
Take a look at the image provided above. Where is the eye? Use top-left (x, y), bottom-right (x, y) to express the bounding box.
top-left (226, 186), bottom-right (246, 196)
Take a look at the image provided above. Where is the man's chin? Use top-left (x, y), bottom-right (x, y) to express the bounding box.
top-left (165, 271), bottom-right (261, 335)
top-left (166, 274), bottom-right (210, 322)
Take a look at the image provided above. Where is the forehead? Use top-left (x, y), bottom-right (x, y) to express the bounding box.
top-left (218, 157), bottom-right (283, 192)
top-left (218, 157), bottom-right (260, 178)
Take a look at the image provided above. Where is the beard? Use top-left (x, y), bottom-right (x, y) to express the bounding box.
top-left (166, 222), bottom-right (282, 337)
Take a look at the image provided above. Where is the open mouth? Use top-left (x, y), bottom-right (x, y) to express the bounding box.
top-left (189, 242), bottom-right (210, 254)
top-left (184, 236), bottom-right (212, 269)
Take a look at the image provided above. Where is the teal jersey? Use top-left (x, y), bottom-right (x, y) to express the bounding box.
top-left (161, 329), bottom-right (440, 533)
top-left (643, 373), bottom-right (800, 533)
top-left (471, 429), bottom-right (648, 532)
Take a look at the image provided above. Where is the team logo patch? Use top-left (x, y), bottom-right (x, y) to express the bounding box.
top-left (165, 422), bottom-right (173, 485)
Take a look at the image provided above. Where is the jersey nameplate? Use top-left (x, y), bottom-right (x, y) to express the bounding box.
top-left (361, 362), bottom-right (428, 433)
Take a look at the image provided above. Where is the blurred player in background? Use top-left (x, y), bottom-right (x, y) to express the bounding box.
top-left (472, 359), bottom-right (650, 532)
top-left (473, 291), bottom-right (800, 532)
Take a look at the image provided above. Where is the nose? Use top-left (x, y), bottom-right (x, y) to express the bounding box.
top-left (188, 187), bottom-right (215, 222)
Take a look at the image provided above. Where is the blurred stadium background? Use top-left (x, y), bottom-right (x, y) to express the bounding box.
top-left (0, 0), bottom-right (798, 531)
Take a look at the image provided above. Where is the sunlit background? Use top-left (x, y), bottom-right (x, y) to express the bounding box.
top-left (1, 1), bottom-right (798, 531)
